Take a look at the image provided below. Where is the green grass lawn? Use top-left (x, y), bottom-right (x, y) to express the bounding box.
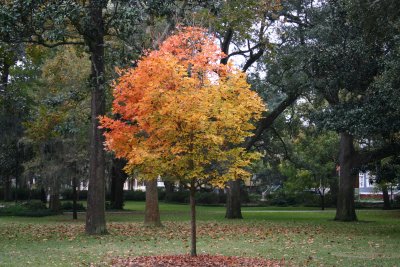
top-left (1, 201), bottom-right (399, 266)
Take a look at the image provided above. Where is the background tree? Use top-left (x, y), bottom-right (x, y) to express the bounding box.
top-left (23, 47), bottom-right (90, 213)
top-left (0, 0), bottom-right (144, 234)
top-left (305, 0), bottom-right (400, 221)
top-left (0, 43), bottom-right (38, 201)
top-left (280, 131), bottom-right (339, 210)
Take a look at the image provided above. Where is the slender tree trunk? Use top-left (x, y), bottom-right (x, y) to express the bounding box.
top-left (320, 192), bottom-right (325, 211)
top-left (4, 176), bottom-right (12, 201)
top-left (72, 176), bottom-right (78, 220)
top-left (14, 142), bottom-right (19, 203)
top-left (49, 176), bottom-right (61, 212)
top-left (225, 180), bottom-right (243, 219)
top-left (85, 2), bottom-right (107, 235)
top-left (335, 132), bottom-right (357, 221)
top-left (382, 184), bottom-right (391, 210)
top-left (144, 179), bottom-right (161, 226)
top-left (40, 187), bottom-right (47, 204)
top-left (2, 63), bottom-right (12, 202)
top-left (190, 179), bottom-right (197, 257)
top-left (110, 158), bottom-right (127, 210)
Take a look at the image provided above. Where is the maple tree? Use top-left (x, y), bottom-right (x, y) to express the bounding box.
top-left (100, 27), bottom-right (264, 256)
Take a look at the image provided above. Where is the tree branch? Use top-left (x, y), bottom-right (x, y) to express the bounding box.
top-left (356, 143), bottom-right (400, 166)
top-left (245, 93), bottom-right (300, 150)
top-left (220, 28), bottom-right (233, 65)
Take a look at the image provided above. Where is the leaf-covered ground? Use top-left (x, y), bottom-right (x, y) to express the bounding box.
top-left (111, 255), bottom-right (283, 267)
top-left (1, 202), bottom-right (400, 266)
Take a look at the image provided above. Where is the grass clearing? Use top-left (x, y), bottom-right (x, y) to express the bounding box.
top-left (1, 201), bottom-right (399, 266)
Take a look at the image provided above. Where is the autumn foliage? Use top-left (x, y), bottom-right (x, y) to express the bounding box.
top-left (100, 27), bottom-right (264, 256)
top-left (100, 27), bottom-right (264, 184)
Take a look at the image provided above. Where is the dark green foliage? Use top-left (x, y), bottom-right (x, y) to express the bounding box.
top-left (164, 191), bottom-right (189, 203)
top-left (247, 193), bottom-right (261, 203)
top-left (60, 201), bottom-right (85, 211)
top-left (61, 189), bottom-right (87, 200)
top-left (0, 188), bottom-right (46, 201)
top-left (22, 200), bottom-right (47, 210)
top-left (267, 190), bottom-right (336, 207)
top-left (123, 190), bottom-right (146, 201)
top-left (195, 192), bottom-right (219, 205)
top-left (157, 189), bottom-right (166, 201)
top-left (0, 201), bottom-right (56, 217)
top-left (162, 191), bottom-right (227, 205)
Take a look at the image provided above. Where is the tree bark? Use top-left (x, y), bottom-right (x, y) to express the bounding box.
top-left (335, 132), bottom-right (357, 221)
top-left (85, 2), bottom-right (107, 235)
top-left (382, 184), bottom-right (391, 210)
top-left (144, 179), bottom-right (161, 226)
top-left (4, 176), bottom-right (12, 201)
top-left (110, 158), bottom-right (127, 210)
top-left (190, 179), bottom-right (197, 257)
top-left (225, 180), bottom-right (243, 219)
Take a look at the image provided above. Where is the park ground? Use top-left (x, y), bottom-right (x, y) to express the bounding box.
top-left (0, 202), bottom-right (399, 266)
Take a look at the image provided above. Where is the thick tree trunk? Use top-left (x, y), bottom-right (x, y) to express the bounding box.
top-left (382, 184), bottom-right (391, 210)
top-left (190, 179), bottom-right (197, 257)
top-left (4, 176), bottom-right (12, 201)
top-left (110, 158), bottom-right (127, 210)
top-left (225, 180), bottom-right (243, 219)
top-left (72, 176), bottom-right (78, 220)
top-left (335, 132), bottom-right (357, 221)
top-left (144, 179), bottom-right (161, 226)
top-left (85, 2), bottom-right (107, 235)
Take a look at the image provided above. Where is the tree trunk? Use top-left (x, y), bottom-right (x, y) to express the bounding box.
top-left (85, 2), bottom-right (107, 235)
top-left (320, 192), bottom-right (325, 211)
top-left (144, 179), bottom-right (161, 226)
top-left (110, 158), bottom-right (127, 210)
top-left (4, 176), bottom-right (12, 201)
top-left (40, 187), bottom-right (47, 204)
top-left (335, 132), bottom-right (357, 221)
top-left (190, 179), bottom-right (197, 257)
top-left (382, 184), bottom-right (391, 210)
top-left (164, 180), bottom-right (174, 200)
top-left (72, 176), bottom-right (78, 220)
top-left (225, 180), bottom-right (243, 219)
top-left (49, 176), bottom-right (61, 213)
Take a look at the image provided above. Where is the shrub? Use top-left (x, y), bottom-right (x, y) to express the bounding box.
top-left (61, 202), bottom-right (86, 211)
top-left (22, 200), bottom-right (47, 210)
top-left (0, 204), bottom-right (27, 216)
top-left (248, 193), bottom-right (261, 203)
top-left (164, 191), bottom-right (190, 203)
top-left (158, 189), bottom-right (166, 200)
top-left (124, 190), bottom-right (146, 201)
top-left (218, 192), bottom-right (227, 204)
top-left (0, 188), bottom-right (46, 201)
top-left (0, 201), bottom-right (55, 217)
top-left (196, 192), bottom-right (219, 205)
top-left (61, 189), bottom-right (88, 200)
